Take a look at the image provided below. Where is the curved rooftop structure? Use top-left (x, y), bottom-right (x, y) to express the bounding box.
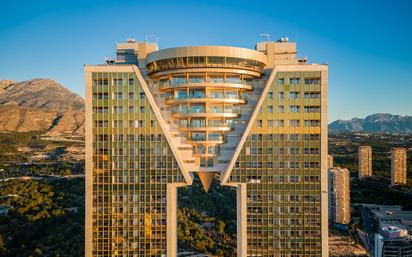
top-left (146, 45), bottom-right (267, 76)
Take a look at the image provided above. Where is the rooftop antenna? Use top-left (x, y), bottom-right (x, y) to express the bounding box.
top-left (260, 33), bottom-right (270, 42)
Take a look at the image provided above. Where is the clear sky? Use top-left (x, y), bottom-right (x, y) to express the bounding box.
top-left (1, 0), bottom-right (411, 122)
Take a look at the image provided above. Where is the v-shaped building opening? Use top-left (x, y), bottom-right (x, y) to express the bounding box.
top-left (85, 39), bottom-right (328, 257)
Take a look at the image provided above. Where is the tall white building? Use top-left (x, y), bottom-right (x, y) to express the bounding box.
top-left (328, 167), bottom-right (350, 224)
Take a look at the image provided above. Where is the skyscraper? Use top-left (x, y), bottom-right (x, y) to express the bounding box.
top-left (85, 37), bottom-right (328, 257)
top-left (328, 167), bottom-right (350, 225)
top-left (391, 147), bottom-right (408, 186)
top-left (358, 146), bottom-right (372, 179)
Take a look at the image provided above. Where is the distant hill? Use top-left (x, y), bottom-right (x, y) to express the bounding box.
top-left (0, 79), bottom-right (84, 110)
top-left (329, 113), bottom-right (412, 134)
top-left (0, 79), bottom-right (84, 138)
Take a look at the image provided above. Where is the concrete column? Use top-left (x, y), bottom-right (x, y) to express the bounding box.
top-left (237, 183), bottom-right (247, 257)
top-left (167, 184), bottom-right (178, 256)
top-left (84, 71), bottom-right (93, 257)
top-left (320, 69), bottom-right (329, 257)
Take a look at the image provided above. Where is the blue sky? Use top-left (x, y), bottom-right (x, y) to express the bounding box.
top-left (0, 0), bottom-right (411, 121)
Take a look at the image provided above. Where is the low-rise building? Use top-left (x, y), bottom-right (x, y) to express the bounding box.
top-left (374, 227), bottom-right (412, 257)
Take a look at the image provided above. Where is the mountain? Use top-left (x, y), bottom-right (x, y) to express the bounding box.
top-left (329, 113), bottom-right (412, 134)
top-left (0, 79), bottom-right (84, 110)
top-left (0, 79), bottom-right (85, 138)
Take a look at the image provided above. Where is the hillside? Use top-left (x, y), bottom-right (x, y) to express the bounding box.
top-left (0, 79), bottom-right (85, 138)
top-left (329, 113), bottom-right (412, 134)
top-left (0, 79), bottom-right (84, 110)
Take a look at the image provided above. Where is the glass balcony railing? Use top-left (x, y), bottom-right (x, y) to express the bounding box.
top-left (191, 135), bottom-right (206, 141)
top-left (158, 78), bottom-right (253, 88)
top-left (208, 134), bottom-right (224, 141)
top-left (166, 94), bottom-right (244, 101)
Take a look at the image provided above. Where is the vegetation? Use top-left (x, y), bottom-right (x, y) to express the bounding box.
top-left (178, 178), bottom-right (237, 256)
top-left (329, 132), bottom-right (412, 184)
top-left (0, 132), bottom-right (411, 256)
top-left (0, 178), bottom-right (84, 257)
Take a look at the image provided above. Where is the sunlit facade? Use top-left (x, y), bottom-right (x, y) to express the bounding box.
top-left (85, 38), bottom-right (328, 257)
top-left (391, 147), bottom-right (407, 186)
top-left (328, 167), bottom-right (350, 225)
top-left (358, 145), bottom-right (372, 179)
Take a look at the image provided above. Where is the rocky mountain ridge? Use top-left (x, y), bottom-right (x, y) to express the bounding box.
top-left (0, 79), bottom-right (85, 138)
top-left (329, 113), bottom-right (412, 134)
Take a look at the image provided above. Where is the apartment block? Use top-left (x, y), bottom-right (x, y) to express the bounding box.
top-left (391, 147), bottom-right (408, 186)
top-left (328, 167), bottom-right (350, 225)
top-left (359, 146), bottom-right (372, 179)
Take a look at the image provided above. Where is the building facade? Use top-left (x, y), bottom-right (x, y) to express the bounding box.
top-left (391, 148), bottom-right (407, 186)
top-left (85, 38), bottom-right (328, 257)
top-left (328, 167), bottom-right (350, 225)
top-left (358, 146), bottom-right (372, 179)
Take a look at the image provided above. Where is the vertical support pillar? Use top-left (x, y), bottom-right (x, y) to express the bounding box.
top-left (167, 184), bottom-right (178, 256)
top-left (84, 71), bottom-right (93, 257)
top-left (237, 183), bottom-right (247, 257)
top-left (320, 69), bottom-right (329, 257)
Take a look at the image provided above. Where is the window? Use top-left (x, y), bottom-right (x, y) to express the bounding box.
top-left (113, 120), bottom-right (123, 128)
top-left (304, 148), bottom-right (320, 154)
top-left (128, 78), bottom-right (134, 85)
top-left (129, 92), bottom-right (134, 100)
top-left (277, 106), bottom-right (285, 113)
top-left (278, 92), bottom-right (284, 99)
top-left (268, 120), bottom-right (273, 127)
top-left (290, 161), bottom-right (300, 168)
top-left (273, 120), bottom-right (284, 127)
top-left (268, 92), bottom-right (273, 99)
top-left (95, 120), bottom-right (108, 128)
top-left (151, 120), bottom-right (157, 128)
top-left (279, 78), bottom-right (285, 85)
top-left (94, 107), bottom-right (108, 113)
top-left (289, 105), bottom-right (300, 113)
top-left (304, 92), bottom-right (321, 99)
top-left (289, 92), bottom-right (300, 99)
top-left (113, 106), bottom-right (123, 113)
top-left (113, 78), bottom-right (123, 86)
top-left (290, 78), bottom-right (300, 84)
top-left (129, 106), bottom-right (135, 113)
top-left (268, 106), bottom-right (273, 113)
top-left (251, 147), bottom-right (262, 154)
top-left (94, 92), bottom-right (108, 99)
top-left (304, 106), bottom-right (320, 113)
top-left (140, 106), bottom-right (145, 113)
top-left (304, 78), bottom-right (320, 85)
top-left (289, 134), bottom-right (299, 140)
top-left (114, 92), bottom-right (123, 100)
top-left (290, 119), bottom-right (300, 127)
top-left (304, 134), bottom-right (320, 140)
top-left (256, 120), bottom-right (262, 127)
top-left (304, 120), bottom-right (320, 127)
top-left (140, 92), bottom-right (145, 99)
top-left (290, 148), bottom-right (299, 154)
top-left (129, 120), bottom-right (137, 128)
top-left (251, 134), bottom-right (262, 140)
